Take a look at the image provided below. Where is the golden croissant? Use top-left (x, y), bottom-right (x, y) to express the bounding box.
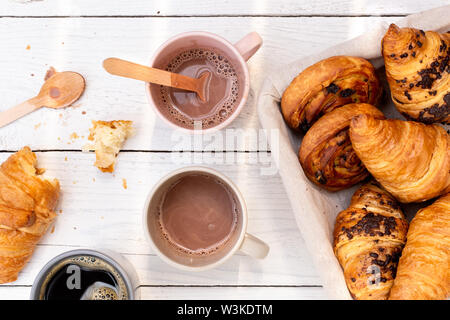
top-left (299, 103), bottom-right (384, 191)
top-left (350, 115), bottom-right (450, 203)
top-left (382, 24), bottom-right (450, 124)
top-left (281, 56), bottom-right (382, 131)
top-left (0, 147), bottom-right (60, 284)
top-left (389, 193), bottom-right (450, 300)
top-left (334, 181), bottom-right (408, 300)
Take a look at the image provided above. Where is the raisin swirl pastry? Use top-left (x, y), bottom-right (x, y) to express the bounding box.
top-left (281, 56), bottom-right (382, 131)
top-left (350, 114), bottom-right (450, 203)
top-left (299, 103), bottom-right (384, 191)
top-left (334, 181), bottom-right (408, 300)
top-left (382, 24), bottom-right (450, 123)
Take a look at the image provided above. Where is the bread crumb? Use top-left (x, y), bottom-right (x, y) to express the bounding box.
top-left (82, 111), bottom-right (86, 115)
top-left (59, 209), bottom-right (63, 213)
top-left (92, 177), bottom-right (96, 182)
top-left (122, 178), bottom-right (127, 190)
top-left (34, 123), bottom-right (41, 130)
top-left (64, 156), bottom-right (67, 161)
top-left (70, 132), bottom-right (79, 140)
top-left (26, 45), bottom-right (30, 50)
top-left (73, 181), bottom-right (77, 184)
top-left (51, 226), bottom-right (55, 233)
top-left (86, 120), bottom-right (134, 173)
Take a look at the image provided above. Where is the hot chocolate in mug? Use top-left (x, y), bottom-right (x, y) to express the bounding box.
top-left (142, 166), bottom-right (270, 271)
top-left (146, 31), bottom-right (262, 133)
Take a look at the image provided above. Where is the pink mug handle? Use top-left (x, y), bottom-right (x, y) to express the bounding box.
top-left (234, 32), bottom-right (263, 62)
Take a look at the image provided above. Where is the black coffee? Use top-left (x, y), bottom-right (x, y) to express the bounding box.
top-left (39, 255), bottom-right (128, 300)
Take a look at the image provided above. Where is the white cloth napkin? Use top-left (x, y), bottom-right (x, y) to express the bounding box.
top-left (257, 5), bottom-right (450, 300)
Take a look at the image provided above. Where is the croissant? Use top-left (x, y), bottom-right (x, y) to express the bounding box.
top-left (334, 181), bottom-right (408, 300)
top-left (382, 24), bottom-right (450, 124)
top-left (281, 56), bottom-right (382, 131)
top-left (389, 193), bottom-right (450, 300)
top-left (350, 114), bottom-right (450, 203)
top-left (0, 147), bottom-right (60, 284)
top-left (299, 103), bottom-right (384, 191)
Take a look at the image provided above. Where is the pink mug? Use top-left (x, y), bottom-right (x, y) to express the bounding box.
top-left (146, 31), bottom-right (262, 134)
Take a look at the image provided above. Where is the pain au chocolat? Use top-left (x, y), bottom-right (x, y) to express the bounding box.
top-left (382, 24), bottom-right (450, 123)
top-left (334, 181), bottom-right (408, 300)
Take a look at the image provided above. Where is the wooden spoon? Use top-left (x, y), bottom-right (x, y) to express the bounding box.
top-left (103, 57), bottom-right (210, 102)
top-left (0, 71), bottom-right (85, 128)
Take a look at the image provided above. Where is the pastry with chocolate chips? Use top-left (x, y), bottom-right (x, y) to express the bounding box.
top-left (382, 24), bottom-right (450, 124)
top-left (299, 103), bottom-right (384, 191)
top-left (281, 56), bottom-right (382, 131)
top-left (333, 181), bottom-right (408, 300)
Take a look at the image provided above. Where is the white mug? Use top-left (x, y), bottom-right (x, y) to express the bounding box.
top-left (142, 166), bottom-right (269, 271)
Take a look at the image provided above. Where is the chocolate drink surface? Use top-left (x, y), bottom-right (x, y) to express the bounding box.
top-left (159, 48), bottom-right (241, 129)
top-left (159, 174), bottom-right (239, 254)
top-left (39, 255), bottom-right (128, 300)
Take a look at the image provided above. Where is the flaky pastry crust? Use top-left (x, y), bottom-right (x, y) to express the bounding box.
top-left (389, 193), bottom-right (450, 300)
top-left (334, 181), bottom-right (408, 300)
top-left (382, 24), bottom-right (450, 123)
top-left (281, 56), bottom-right (381, 131)
top-left (299, 103), bottom-right (384, 191)
top-left (0, 147), bottom-right (60, 284)
top-left (350, 115), bottom-right (450, 203)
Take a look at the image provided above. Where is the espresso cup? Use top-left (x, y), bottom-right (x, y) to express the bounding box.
top-left (146, 31), bottom-right (262, 133)
top-left (30, 249), bottom-right (140, 300)
top-left (142, 166), bottom-right (269, 271)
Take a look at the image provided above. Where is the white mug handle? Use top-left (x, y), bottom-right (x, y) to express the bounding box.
top-left (239, 233), bottom-right (269, 259)
top-left (234, 32), bottom-right (263, 62)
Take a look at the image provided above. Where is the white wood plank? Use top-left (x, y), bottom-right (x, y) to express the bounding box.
top-left (1, 0), bottom-right (447, 16)
top-left (140, 286), bottom-right (326, 300)
top-left (0, 152), bottom-right (322, 287)
top-left (0, 285), bottom-right (326, 300)
top-left (0, 286), bottom-right (30, 300)
top-left (0, 16), bottom-right (397, 151)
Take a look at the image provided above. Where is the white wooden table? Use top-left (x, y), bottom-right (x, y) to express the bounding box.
top-left (0, 0), bottom-right (446, 300)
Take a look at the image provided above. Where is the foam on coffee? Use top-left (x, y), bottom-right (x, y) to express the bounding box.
top-left (38, 255), bottom-right (129, 300)
top-left (159, 48), bottom-right (241, 129)
top-left (157, 174), bottom-right (239, 255)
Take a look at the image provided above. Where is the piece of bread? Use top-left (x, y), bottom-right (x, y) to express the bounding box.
top-left (0, 147), bottom-right (60, 284)
top-left (281, 56), bottom-right (382, 131)
top-left (86, 120), bottom-right (134, 173)
top-left (333, 181), bottom-right (408, 300)
top-left (382, 24), bottom-right (450, 124)
top-left (389, 193), bottom-right (450, 300)
top-left (299, 103), bottom-right (384, 191)
top-left (350, 114), bottom-right (450, 203)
